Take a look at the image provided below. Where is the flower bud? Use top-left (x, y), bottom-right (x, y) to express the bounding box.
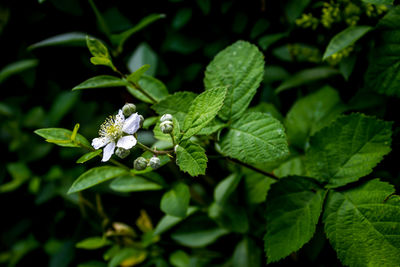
top-left (134, 157), bottom-right (148, 170)
top-left (122, 103), bottom-right (136, 117)
top-left (148, 156), bottom-right (161, 169)
top-left (115, 147), bottom-right (130, 159)
top-left (160, 114), bottom-right (173, 122)
top-left (160, 121), bottom-right (173, 134)
top-left (139, 115), bottom-right (144, 128)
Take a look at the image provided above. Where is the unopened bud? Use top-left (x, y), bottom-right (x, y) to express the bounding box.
top-left (115, 147), bottom-right (130, 159)
top-left (122, 103), bottom-right (136, 117)
top-left (160, 114), bottom-right (173, 122)
top-left (139, 115), bottom-right (144, 128)
top-left (160, 121), bottom-right (173, 134)
top-left (149, 157), bottom-right (161, 169)
top-left (134, 157), bottom-right (148, 170)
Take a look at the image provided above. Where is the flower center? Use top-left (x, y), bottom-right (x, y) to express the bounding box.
top-left (99, 115), bottom-right (123, 141)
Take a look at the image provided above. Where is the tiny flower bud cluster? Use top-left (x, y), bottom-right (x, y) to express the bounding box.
top-left (160, 114), bottom-right (174, 134)
top-left (133, 156), bottom-right (161, 170)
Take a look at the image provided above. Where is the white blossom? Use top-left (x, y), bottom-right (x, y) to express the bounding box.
top-left (92, 109), bottom-right (141, 162)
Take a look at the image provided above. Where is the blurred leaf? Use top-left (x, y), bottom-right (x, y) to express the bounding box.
top-left (86, 36), bottom-right (109, 58)
top-left (204, 41), bottom-right (264, 120)
top-left (160, 182), bottom-right (190, 217)
top-left (265, 177), bottom-right (325, 263)
top-left (182, 87), bottom-right (227, 140)
top-left (219, 112), bottom-right (289, 165)
top-left (250, 19), bottom-right (269, 39)
top-left (76, 150), bottom-right (102, 164)
top-left (323, 26), bottom-right (372, 60)
top-left (127, 75), bottom-right (168, 104)
top-left (153, 207), bottom-right (198, 235)
top-left (0, 59), bottom-right (38, 84)
top-left (247, 102), bottom-right (283, 122)
top-left (143, 116), bottom-right (158, 129)
top-left (176, 141), bottom-right (207, 177)
top-left (76, 237), bottom-right (111, 250)
top-left (306, 114), bottom-right (392, 188)
top-left (72, 75), bottom-right (127, 91)
top-left (48, 91), bottom-right (80, 125)
top-left (209, 202), bottom-right (249, 233)
top-left (339, 54), bottom-right (357, 80)
top-left (170, 250), bottom-right (190, 267)
top-left (0, 163), bottom-right (31, 193)
top-left (127, 43), bottom-right (158, 76)
top-left (258, 33), bottom-right (287, 51)
top-left (196, 0), bottom-right (211, 14)
top-left (276, 67), bottom-right (340, 93)
top-left (285, 0), bottom-right (311, 23)
top-left (233, 237), bottom-right (261, 267)
top-left (110, 175), bottom-right (163, 192)
top-left (151, 91), bottom-right (197, 126)
top-left (214, 174), bottom-right (241, 205)
top-left (67, 166), bottom-right (128, 194)
top-left (127, 64), bottom-right (150, 85)
top-left (109, 248), bottom-right (147, 267)
top-left (77, 261), bottom-right (107, 267)
top-left (35, 128), bottom-right (90, 148)
top-left (29, 32), bottom-right (89, 50)
top-left (88, 0), bottom-right (110, 36)
top-left (361, 0), bottom-right (393, 4)
top-left (172, 8), bottom-right (192, 29)
top-left (243, 170), bottom-right (275, 204)
top-left (285, 86), bottom-right (345, 149)
top-left (274, 156), bottom-right (306, 178)
top-left (111, 14), bottom-right (166, 49)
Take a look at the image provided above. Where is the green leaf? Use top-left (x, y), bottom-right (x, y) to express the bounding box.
top-left (247, 102), bottom-right (284, 122)
top-left (126, 64), bottom-right (150, 85)
top-left (127, 43), bottom-right (157, 76)
top-left (265, 177), bottom-right (325, 263)
top-left (169, 250), bottom-right (190, 267)
top-left (67, 166), bottom-right (128, 194)
top-left (86, 36), bottom-right (109, 58)
top-left (365, 6), bottom-right (400, 97)
top-left (204, 41), bottom-right (264, 120)
top-left (171, 217), bottom-right (229, 248)
top-left (305, 113), bottom-right (392, 188)
top-left (153, 117), bottom-right (180, 142)
top-left (76, 150), bottom-right (102, 164)
top-left (153, 207), bottom-right (198, 235)
top-left (175, 141), bottom-right (207, 177)
top-left (273, 156), bottom-right (306, 178)
top-left (276, 67), bottom-right (340, 93)
top-left (127, 75), bottom-right (169, 104)
top-left (243, 169), bottom-right (276, 204)
top-left (361, 0), bottom-right (393, 4)
top-left (196, 118), bottom-right (227, 135)
top-left (111, 14), bottom-right (166, 49)
top-left (233, 237), bottom-right (261, 267)
top-left (323, 179), bottom-right (400, 266)
top-left (323, 26), bottom-right (372, 60)
top-left (109, 175), bottom-right (163, 192)
top-left (160, 182), bottom-right (190, 218)
top-left (34, 128), bottom-right (90, 148)
top-left (89, 57), bottom-right (115, 70)
top-left (258, 32), bottom-right (288, 51)
top-left (181, 87), bottom-right (227, 140)
top-left (151, 91), bottom-right (197, 126)
top-left (214, 174), bottom-right (241, 205)
top-left (0, 163), bottom-right (31, 193)
top-left (76, 237), bottom-right (110, 250)
top-left (285, 86), bottom-right (345, 149)
top-left (108, 248), bottom-right (147, 267)
top-left (72, 75), bottom-right (127, 91)
top-left (29, 32), bottom-right (89, 50)
top-left (0, 59), bottom-right (38, 83)
top-left (219, 112), bottom-right (289, 165)
top-left (208, 202), bottom-right (249, 233)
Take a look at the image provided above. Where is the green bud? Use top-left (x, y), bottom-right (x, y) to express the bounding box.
top-left (134, 157), bottom-right (148, 170)
top-left (115, 147), bottom-right (130, 159)
top-left (149, 157), bottom-right (161, 169)
top-left (160, 114), bottom-right (173, 122)
top-left (139, 115), bottom-right (144, 128)
top-left (122, 103), bottom-right (136, 117)
top-left (160, 121), bottom-right (173, 134)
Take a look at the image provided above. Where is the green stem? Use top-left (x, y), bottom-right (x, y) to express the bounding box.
top-left (136, 141), bottom-right (173, 156)
top-left (169, 132), bottom-right (177, 147)
top-left (119, 72), bottom-right (158, 104)
top-left (227, 158), bottom-right (279, 180)
top-left (88, 0), bottom-right (111, 38)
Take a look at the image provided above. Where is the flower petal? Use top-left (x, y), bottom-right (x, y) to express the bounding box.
top-left (102, 142), bottom-right (116, 162)
top-left (122, 113), bottom-right (141, 134)
top-left (92, 137), bottom-right (110, 149)
top-left (115, 109), bottom-right (125, 124)
top-left (117, 135), bottom-right (137, 150)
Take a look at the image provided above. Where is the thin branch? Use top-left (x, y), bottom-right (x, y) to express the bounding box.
top-left (227, 158), bottom-right (279, 180)
top-left (136, 141), bottom-right (174, 156)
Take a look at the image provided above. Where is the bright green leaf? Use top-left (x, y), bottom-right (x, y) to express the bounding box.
top-left (175, 141), bottom-right (207, 177)
top-left (204, 41), bottom-right (264, 120)
top-left (109, 175), bottom-right (163, 192)
top-left (67, 166), bottom-right (128, 194)
top-left (127, 64), bottom-right (150, 85)
top-left (108, 248), bottom-right (147, 267)
top-left (285, 86), bottom-right (345, 149)
top-left (34, 128), bottom-right (90, 148)
top-left (265, 177), bottom-right (325, 263)
top-left (169, 250), bottom-right (190, 267)
top-left (323, 26), bottom-right (372, 60)
top-left (76, 150), bottom-right (102, 164)
top-left (153, 207), bottom-right (198, 235)
top-left (76, 237), bottom-right (110, 250)
top-left (160, 182), bottom-right (190, 218)
top-left (276, 67), bottom-right (340, 93)
top-left (181, 87), bottom-right (227, 140)
top-left (72, 76), bottom-right (127, 91)
top-left (127, 75), bottom-right (169, 104)
top-left (86, 36), bottom-right (109, 58)
top-left (151, 91), bottom-right (197, 126)
top-left (219, 112), bottom-right (289, 165)
top-left (323, 179), bottom-right (400, 266)
top-left (273, 156), bottom-right (306, 178)
top-left (306, 113), bottom-right (392, 188)
top-left (196, 118), bottom-right (227, 135)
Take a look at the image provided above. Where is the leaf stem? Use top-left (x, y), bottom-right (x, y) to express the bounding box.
top-left (117, 71), bottom-right (158, 104)
top-left (136, 141), bottom-right (173, 156)
top-left (227, 158), bottom-right (279, 180)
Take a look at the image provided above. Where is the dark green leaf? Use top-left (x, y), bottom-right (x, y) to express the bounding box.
top-left (306, 113), bottom-right (392, 188)
top-left (109, 175), bottom-right (163, 192)
top-left (204, 41), bottom-right (264, 120)
top-left (127, 75), bottom-right (169, 104)
top-left (153, 207), bottom-right (198, 235)
top-left (160, 182), bottom-right (190, 217)
top-left (233, 237), bottom-right (261, 267)
top-left (29, 32), bottom-right (88, 50)
top-left (0, 59), bottom-right (38, 83)
top-left (127, 43), bottom-right (157, 76)
top-left (76, 150), bottom-right (102, 164)
top-left (72, 75), bottom-right (127, 90)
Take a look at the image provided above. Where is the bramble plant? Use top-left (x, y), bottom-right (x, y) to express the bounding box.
top-left (1, 0), bottom-right (400, 266)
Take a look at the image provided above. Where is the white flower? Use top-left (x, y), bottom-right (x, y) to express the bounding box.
top-left (92, 109), bottom-right (141, 162)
